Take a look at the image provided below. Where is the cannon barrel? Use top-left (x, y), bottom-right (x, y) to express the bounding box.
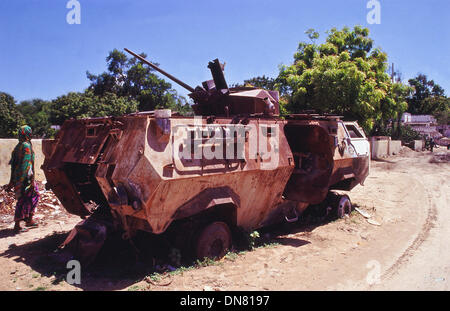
top-left (124, 48), bottom-right (196, 93)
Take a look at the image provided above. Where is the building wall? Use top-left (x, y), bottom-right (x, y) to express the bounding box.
top-left (370, 140), bottom-right (389, 159)
top-left (413, 140), bottom-right (423, 151)
top-left (401, 112), bottom-right (412, 123)
top-left (369, 138), bottom-right (402, 158)
top-left (388, 140), bottom-right (402, 155)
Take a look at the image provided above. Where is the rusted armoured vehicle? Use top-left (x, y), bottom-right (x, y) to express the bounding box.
top-left (42, 49), bottom-right (370, 262)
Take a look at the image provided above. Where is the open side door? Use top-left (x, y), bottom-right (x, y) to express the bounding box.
top-left (343, 122), bottom-right (370, 157)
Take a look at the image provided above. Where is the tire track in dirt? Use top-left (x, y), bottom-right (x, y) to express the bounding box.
top-left (378, 175), bottom-right (438, 282)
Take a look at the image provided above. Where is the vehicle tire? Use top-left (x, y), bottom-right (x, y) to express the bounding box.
top-left (195, 221), bottom-right (232, 260)
top-left (337, 195), bottom-right (352, 218)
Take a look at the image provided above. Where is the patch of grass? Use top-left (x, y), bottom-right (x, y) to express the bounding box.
top-left (223, 241), bottom-right (280, 261)
top-left (350, 217), bottom-right (360, 224)
top-left (195, 257), bottom-right (219, 267)
top-left (127, 285), bottom-right (142, 291)
top-left (149, 273), bottom-right (162, 282)
top-left (140, 230), bottom-right (284, 284)
top-left (145, 256), bottom-right (223, 284)
top-left (33, 286), bottom-right (47, 291)
top-left (224, 252), bottom-right (239, 261)
top-left (257, 242), bottom-right (280, 249)
top-left (32, 273), bottom-right (40, 279)
top-left (151, 256), bottom-right (223, 281)
top-left (168, 265), bottom-right (195, 276)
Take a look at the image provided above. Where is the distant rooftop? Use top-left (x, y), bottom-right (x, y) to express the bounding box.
top-left (401, 113), bottom-right (437, 124)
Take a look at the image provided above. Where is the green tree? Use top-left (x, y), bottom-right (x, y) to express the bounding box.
top-left (233, 75), bottom-right (277, 90)
top-left (434, 109), bottom-right (449, 125)
top-left (16, 99), bottom-right (54, 138)
top-left (0, 92), bottom-right (25, 138)
top-left (87, 49), bottom-right (184, 112)
top-left (166, 94), bottom-right (194, 116)
top-left (407, 74), bottom-right (449, 124)
top-left (49, 90), bottom-right (139, 125)
top-left (277, 26), bottom-right (410, 133)
top-left (48, 49), bottom-right (193, 126)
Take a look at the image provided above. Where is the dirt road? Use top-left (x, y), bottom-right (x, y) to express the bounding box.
top-left (0, 148), bottom-right (448, 291)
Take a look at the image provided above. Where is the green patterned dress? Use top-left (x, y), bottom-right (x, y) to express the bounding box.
top-left (9, 126), bottom-right (40, 221)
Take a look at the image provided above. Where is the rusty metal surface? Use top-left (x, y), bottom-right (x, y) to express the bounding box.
top-left (108, 116), bottom-right (293, 234)
top-left (282, 117), bottom-right (370, 204)
top-left (44, 112), bottom-right (369, 236)
top-left (44, 115), bottom-right (297, 234)
top-left (43, 55), bottom-right (370, 242)
top-left (282, 119), bottom-right (335, 204)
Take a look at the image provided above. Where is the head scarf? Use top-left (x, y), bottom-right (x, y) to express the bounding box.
top-left (18, 125), bottom-right (32, 142)
top-left (9, 125), bottom-right (35, 199)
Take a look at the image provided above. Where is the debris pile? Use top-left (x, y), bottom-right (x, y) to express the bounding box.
top-left (398, 146), bottom-right (416, 157)
top-left (430, 152), bottom-right (450, 163)
top-left (0, 186), bottom-right (16, 218)
top-left (0, 181), bottom-right (70, 225)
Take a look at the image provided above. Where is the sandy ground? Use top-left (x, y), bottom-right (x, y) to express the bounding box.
top-left (0, 147), bottom-right (448, 291)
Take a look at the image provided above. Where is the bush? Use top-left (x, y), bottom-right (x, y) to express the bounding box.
top-left (389, 124), bottom-right (423, 144)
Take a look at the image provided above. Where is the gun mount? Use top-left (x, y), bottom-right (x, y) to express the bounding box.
top-left (124, 48), bottom-right (280, 117)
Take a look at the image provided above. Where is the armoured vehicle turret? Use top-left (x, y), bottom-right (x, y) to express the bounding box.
top-left (42, 49), bottom-right (370, 263)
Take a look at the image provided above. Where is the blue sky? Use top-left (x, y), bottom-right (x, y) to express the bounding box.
top-left (0, 0), bottom-right (449, 103)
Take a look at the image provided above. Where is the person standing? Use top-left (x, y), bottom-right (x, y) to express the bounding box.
top-left (6, 125), bottom-right (40, 233)
top-left (430, 137), bottom-right (435, 152)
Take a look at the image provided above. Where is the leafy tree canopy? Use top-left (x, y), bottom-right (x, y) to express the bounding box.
top-left (49, 90), bottom-right (139, 125)
top-left (16, 99), bottom-right (54, 138)
top-left (234, 75), bottom-right (277, 90)
top-left (277, 26), bottom-right (411, 133)
top-left (407, 74), bottom-right (449, 124)
top-left (86, 49), bottom-right (184, 112)
top-left (0, 92), bottom-right (25, 138)
top-left (1, 49), bottom-right (194, 138)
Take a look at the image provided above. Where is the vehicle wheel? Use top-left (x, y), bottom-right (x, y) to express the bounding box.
top-left (337, 195), bottom-right (352, 218)
top-left (195, 221), bottom-right (232, 260)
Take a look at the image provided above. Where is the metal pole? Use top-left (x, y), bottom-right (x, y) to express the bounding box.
top-left (124, 48), bottom-right (196, 93)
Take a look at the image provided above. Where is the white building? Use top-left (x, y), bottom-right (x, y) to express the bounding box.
top-left (401, 113), bottom-right (441, 139)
